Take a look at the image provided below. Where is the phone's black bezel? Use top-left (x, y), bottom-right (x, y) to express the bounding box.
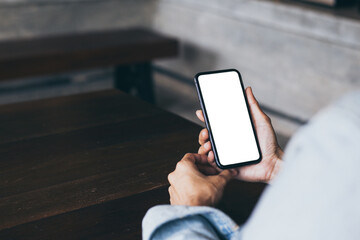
top-left (194, 69), bottom-right (262, 169)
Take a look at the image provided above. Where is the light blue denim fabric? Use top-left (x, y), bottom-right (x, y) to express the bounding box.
top-left (143, 205), bottom-right (241, 240)
top-left (143, 91), bottom-right (360, 240)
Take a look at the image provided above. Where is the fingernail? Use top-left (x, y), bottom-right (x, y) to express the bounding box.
top-left (202, 130), bottom-right (206, 137)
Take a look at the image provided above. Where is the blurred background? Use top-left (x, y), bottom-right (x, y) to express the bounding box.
top-left (0, 0), bottom-right (360, 148)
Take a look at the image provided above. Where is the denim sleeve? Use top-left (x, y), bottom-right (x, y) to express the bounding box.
top-left (142, 205), bottom-right (242, 240)
top-left (143, 91), bottom-right (360, 240)
top-left (242, 91), bottom-right (360, 240)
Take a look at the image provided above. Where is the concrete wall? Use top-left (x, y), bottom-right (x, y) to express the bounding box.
top-left (0, 0), bottom-right (359, 136)
top-left (0, 0), bottom-right (153, 40)
top-left (149, 0), bottom-right (360, 135)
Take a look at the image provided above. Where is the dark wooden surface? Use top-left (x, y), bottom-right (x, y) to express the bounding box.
top-left (0, 90), bottom-right (264, 239)
top-left (0, 187), bottom-right (170, 240)
top-left (0, 28), bottom-right (178, 80)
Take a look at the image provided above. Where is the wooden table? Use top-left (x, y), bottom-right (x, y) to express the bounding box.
top-left (0, 90), bottom-right (265, 239)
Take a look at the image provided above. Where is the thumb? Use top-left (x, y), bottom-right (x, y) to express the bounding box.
top-left (246, 87), bottom-right (270, 124)
top-left (210, 170), bottom-right (233, 188)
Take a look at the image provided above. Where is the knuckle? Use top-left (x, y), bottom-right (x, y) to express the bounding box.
top-left (176, 161), bottom-right (186, 170)
top-left (263, 113), bottom-right (271, 123)
top-left (167, 172), bottom-right (174, 184)
top-left (205, 141), bottom-right (212, 150)
top-left (266, 116), bottom-right (271, 123)
top-left (184, 153), bottom-right (191, 158)
top-left (183, 153), bottom-right (193, 160)
top-left (198, 146), bottom-right (206, 154)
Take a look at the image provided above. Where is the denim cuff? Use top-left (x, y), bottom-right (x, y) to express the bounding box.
top-left (142, 205), bottom-right (241, 240)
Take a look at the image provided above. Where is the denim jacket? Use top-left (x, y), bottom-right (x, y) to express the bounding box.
top-left (142, 91), bottom-right (360, 240)
top-left (143, 205), bottom-right (242, 240)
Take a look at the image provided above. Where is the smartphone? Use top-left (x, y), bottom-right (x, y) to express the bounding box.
top-left (194, 69), bottom-right (262, 169)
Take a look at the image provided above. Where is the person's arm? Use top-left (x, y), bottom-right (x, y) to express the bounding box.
top-left (143, 87), bottom-right (284, 239)
top-left (197, 87), bottom-right (283, 183)
top-left (143, 153), bottom-right (240, 240)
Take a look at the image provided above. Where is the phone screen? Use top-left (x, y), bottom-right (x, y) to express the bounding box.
top-left (196, 70), bottom-right (261, 168)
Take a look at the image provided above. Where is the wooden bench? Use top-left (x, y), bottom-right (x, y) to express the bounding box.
top-left (0, 28), bottom-right (178, 102)
top-left (0, 90), bottom-right (265, 239)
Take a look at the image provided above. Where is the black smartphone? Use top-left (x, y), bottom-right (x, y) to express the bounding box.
top-left (194, 69), bottom-right (262, 169)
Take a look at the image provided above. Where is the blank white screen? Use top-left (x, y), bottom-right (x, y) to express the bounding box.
top-left (198, 71), bottom-right (260, 166)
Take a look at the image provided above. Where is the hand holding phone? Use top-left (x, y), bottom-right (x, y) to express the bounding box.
top-left (195, 69), bottom-right (283, 183)
top-left (195, 69), bottom-right (261, 168)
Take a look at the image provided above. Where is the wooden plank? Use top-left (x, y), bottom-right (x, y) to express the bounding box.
top-left (0, 90), bottom-right (265, 238)
top-left (0, 90), bottom-right (163, 144)
top-left (0, 187), bottom-right (170, 240)
top-left (0, 182), bottom-right (265, 240)
top-left (0, 90), bottom-right (201, 230)
top-left (0, 28), bottom-right (178, 80)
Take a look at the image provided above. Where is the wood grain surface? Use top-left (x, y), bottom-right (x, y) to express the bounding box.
top-left (0, 90), bottom-right (264, 239)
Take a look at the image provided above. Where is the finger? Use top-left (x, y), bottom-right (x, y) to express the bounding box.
top-left (246, 87), bottom-right (271, 124)
top-left (197, 164), bottom-right (219, 175)
top-left (204, 141), bottom-right (212, 151)
top-left (218, 170), bottom-right (233, 183)
top-left (208, 151), bottom-right (215, 165)
top-left (183, 153), bottom-right (208, 165)
top-left (198, 128), bottom-right (209, 145)
top-left (246, 87), bottom-right (263, 115)
top-left (207, 151), bottom-right (222, 173)
top-left (196, 110), bottom-right (205, 122)
top-left (176, 153), bottom-right (209, 177)
top-left (211, 170), bottom-right (233, 188)
top-left (198, 145), bottom-right (209, 155)
top-left (198, 141), bottom-right (212, 155)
